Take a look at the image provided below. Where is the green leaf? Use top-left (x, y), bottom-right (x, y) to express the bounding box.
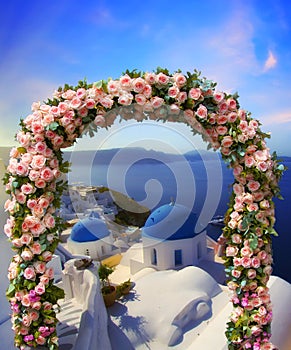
top-left (94, 80), bottom-right (103, 89)
top-left (6, 283), bottom-right (15, 297)
top-left (47, 122), bottom-right (59, 131)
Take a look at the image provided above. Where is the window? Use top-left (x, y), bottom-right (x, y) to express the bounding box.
top-left (151, 248), bottom-right (157, 265)
top-left (101, 245), bottom-right (105, 255)
top-left (175, 249), bottom-right (183, 266)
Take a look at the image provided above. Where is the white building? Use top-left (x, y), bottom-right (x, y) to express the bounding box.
top-left (130, 202), bottom-right (214, 274)
top-left (67, 217), bottom-right (115, 260)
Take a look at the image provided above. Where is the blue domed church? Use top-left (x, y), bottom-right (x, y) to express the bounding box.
top-left (130, 202), bottom-right (213, 273)
top-left (67, 217), bottom-right (114, 259)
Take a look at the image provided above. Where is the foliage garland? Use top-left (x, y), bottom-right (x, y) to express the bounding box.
top-left (3, 67), bottom-right (284, 349)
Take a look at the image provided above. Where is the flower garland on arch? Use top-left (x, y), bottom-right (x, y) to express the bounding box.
top-left (3, 67), bottom-right (285, 349)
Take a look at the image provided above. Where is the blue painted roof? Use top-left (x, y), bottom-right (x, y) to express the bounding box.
top-left (70, 217), bottom-right (110, 242)
top-left (142, 203), bottom-right (200, 241)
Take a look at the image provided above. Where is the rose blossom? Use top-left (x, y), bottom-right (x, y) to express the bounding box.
top-left (232, 234), bottom-right (242, 244)
top-left (189, 88), bottom-right (202, 100)
top-left (168, 85), bottom-right (180, 98)
top-left (35, 283), bottom-right (46, 295)
top-left (35, 179), bottom-right (46, 188)
top-left (24, 266), bottom-right (36, 280)
top-left (100, 96), bottom-right (114, 109)
top-left (21, 249), bottom-right (34, 261)
top-left (226, 246), bottom-right (239, 257)
top-left (16, 163), bottom-right (29, 176)
top-left (213, 91), bottom-right (225, 103)
top-left (195, 105), bottom-right (208, 119)
top-left (173, 73), bottom-right (187, 87)
top-left (233, 183), bottom-right (244, 195)
top-left (216, 125), bottom-right (228, 135)
top-left (217, 114), bottom-right (228, 124)
top-left (94, 115), bottom-right (106, 126)
top-left (42, 251), bottom-right (53, 262)
top-left (247, 269), bottom-right (257, 279)
top-left (151, 96), bottom-right (164, 108)
top-left (241, 257), bottom-right (252, 268)
top-left (177, 91), bottom-right (187, 103)
top-left (156, 72), bottom-right (169, 85)
top-left (30, 242), bottom-right (42, 255)
top-left (247, 180), bottom-right (260, 192)
top-left (221, 135), bottom-right (233, 148)
top-left (21, 183), bottom-right (35, 195)
top-left (34, 261), bottom-right (46, 274)
top-left (118, 93), bottom-right (133, 106)
top-left (119, 74), bottom-right (132, 89)
top-left (40, 167), bottom-right (54, 182)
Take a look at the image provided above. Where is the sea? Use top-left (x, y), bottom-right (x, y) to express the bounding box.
top-left (65, 149), bottom-right (291, 284)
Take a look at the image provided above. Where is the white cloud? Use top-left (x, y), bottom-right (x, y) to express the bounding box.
top-left (263, 50), bottom-right (277, 72)
top-left (263, 110), bottom-right (291, 126)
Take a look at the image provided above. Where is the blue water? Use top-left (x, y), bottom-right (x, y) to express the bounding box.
top-left (68, 155), bottom-right (291, 283)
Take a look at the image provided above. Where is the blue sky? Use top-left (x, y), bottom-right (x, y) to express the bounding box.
top-left (0, 0), bottom-right (291, 154)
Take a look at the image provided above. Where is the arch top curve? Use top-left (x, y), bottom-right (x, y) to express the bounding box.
top-left (3, 67), bottom-right (285, 349)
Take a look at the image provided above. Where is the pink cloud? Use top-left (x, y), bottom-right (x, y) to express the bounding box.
top-left (263, 51), bottom-right (277, 71)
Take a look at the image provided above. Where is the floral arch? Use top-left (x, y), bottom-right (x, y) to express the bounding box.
top-left (3, 67), bottom-right (284, 350)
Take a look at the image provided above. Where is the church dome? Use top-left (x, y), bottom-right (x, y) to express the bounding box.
top-left (142, 203), bottom-right (201, 241)
top-left (70, 217), bottom-right (110, 242)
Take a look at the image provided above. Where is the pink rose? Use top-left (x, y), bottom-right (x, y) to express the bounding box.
top-left (216, 125), bottom-right (228, 135)
top-left (35, 283), bottom-right (46, 295)
top-left (16, 191), bottom-right (27, 204)
top-left (132, 77), bottom-right (146, 93)
top-left (35, 179), bottom-right (46, 188)
top-left (135, 94), bottom-right (147, 105)
top-left (43, 213), bottom-right (55, 228)
top-left (31, 155), bottom-right (46, 169)
top-left (40, 167), bottom-right (54, 182)
top-left (119, 74), bottom-right (132, 89)
top-left (118, 93), bottom-right (133, 106)
top-left (156, 72), bottom-right (169, 85)
top-left (233, 183), bottom-right (244, 195)
top-left (78, 107), bottom-right (88, 118)
top-left (189, 88), bottom-right (202, 100)
top-left (232, 234), bottom-right (242, 244)
top-left (93, 115), bottom-right (105, 127)
top-left (213, 91), bottom-right (225, 103)
top-left (143, 84), bottom-right (152, 98)
top-left (244, 155), bottom-right (255, 168)
top-left (70, 97), bottom-right (82, 109)
top-left (20, 233), bottom-right (33, 245)
top-left (144, 72), bottom-right (156, 85)
top-left (218, 102), bottom-right (228, 114)
top-left (107, 79), bottom-right (120, 94)
top-left (36, 336), bottom-right (46, 345)
top-left (228, 112), bottom-right (238, 123)
top-left (226, 246), bottom-right (239, 257)
top-left (34, 261), bottom-right (47, 274)
top-left (21, 152), bottom-right (33, 165)
top-left (247, 180), bottom-right (260, 192)
top-left (251, 257), bottom-right (261, 268)
top-left (85, 98), bottom-right (96, 109)
top-left (232, 269), bottom-right (241, 278)
top-left (30, 222), bottom-right (46, 236)
top-left (177, 91), bottom-right (187, 103)
top-left (151, 96), bottom-right (164, 109)
top-left (22, 315), bottom-right (32, 327)
top-left (168, 85), bottom-right (180, 98)
top-left (257, 161), bottom-right (268, 172)
top-left (217, 114), bottom-right (228, 124)
top-left (241, 257), bottom-right (252, 268)
top-left (24, 266), bottom-right (36, 280)
top-left (40, 275), bottom-right (50, 285)
top-left (247, 203), bottom-right (259, 212)
top-left (227, 98), bottom-right (237, 110)
top-left (30, 242), bottom-right (42, 255)
top-left (195, 105), bottom-right (208, 119)
top-left (173, 73), bottom-right (187, 87)
top-left (17, 131), bottom-right (31, 147)
top-left (42, 251), bottom-right (53, 262)
top-left (100, 96), bottom-right (114, 109)
top-left (247, 269), bottom-right (257, 279)
top-left (16, 163), bottom-right (29, 176)
top-left (21, 249), bottom-right (34, 261)
top-left (31, 121), bottom-right (44, 134)
top-left (21, 183), bottom-right (35, 195)
top-left (221, 135), bottom-right (233, 148)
